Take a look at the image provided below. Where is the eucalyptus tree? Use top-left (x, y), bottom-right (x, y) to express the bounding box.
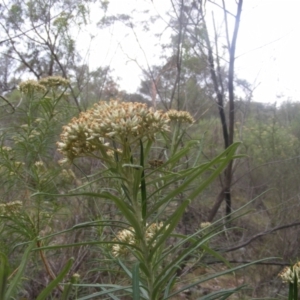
top-left (159, 0), bottom-right (244, 220)
top-left (70, 64), bottom-right (121, 109)
top-left (0, 0), bottom-right (110, 110)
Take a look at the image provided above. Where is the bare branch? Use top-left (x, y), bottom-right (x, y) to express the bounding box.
top-left (207, 0), bottom-right (235, 17)
top-left (222, 0), bottom-right (231, 50)
top-left (223, 221), bottom-right (300, 253)
top-left (0, 95), bottom-right (15, 113)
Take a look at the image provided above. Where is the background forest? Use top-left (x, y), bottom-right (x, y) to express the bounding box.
top-left (0, 0), bottom-right (299, 299)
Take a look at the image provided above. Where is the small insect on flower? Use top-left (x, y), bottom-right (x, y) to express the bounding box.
top-left (148, 159), bottom-right (164, 168)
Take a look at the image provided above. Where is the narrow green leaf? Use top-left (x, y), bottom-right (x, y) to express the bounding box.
top-left (153, 231), bottom-right (223, 297)
top-left (187, 144), bottom-right (240, 201)
top-left (147, 143), bottom-right (240, 218)
top-left (167, 139), bottom-right (199, 167)
top-left (101, 192), bottom-right (143, 239)
top-left (160, 223), bottom-right (229, 260)
top-left (132, 262), bottom-right (140, 300)
top-left (146, 166), bottom-right (197, 199)
top-left (118, 259), bottom-right (133, 279)
top-left (101, 287), bottom-right (121, 300)
top-left (200, 244), bottom-right (232, 269)
top-left (61, 282), bottom-right (73, 300)
top-left (192, 135), bottom-right (205, 167)
top-left (36, 257), bottom-right (74, 300)
top-left (145, 140), bottom-right (199, 181)
top-left (121, 182), bottom-right (133, 204)
top-left (118, 260), bottom-right (149, 298)
top-left (122, 164), bottom-right (143, 169)
top-left (150, 199), bottom-right (190, 260)
top-left (199, 285), bottom-right (246, 300)
top-left (77, 285), bottom-right (132, 300)
top-left (165, 258), bottom-right (275, 299)
top-left (288, 280), bottom-right (293, 300)
top-left (294, 270), bottom-right (298, 300)
top-left (139, 262), bottom-right (151, 279)
top-left (34, 191), bottom-right (143, 240)
top-left (163, 275), bottom-right (176, 298)
top-left (32, 240), bottom-right (141, 252)
top-left (5, 240), bottom-right (36, 299)
top-left (132, 167), bottom-right (142, 202)
top-left (143, 139), bottom-right (153, 161)
top-left (0, 252), bottom-right (9, 300)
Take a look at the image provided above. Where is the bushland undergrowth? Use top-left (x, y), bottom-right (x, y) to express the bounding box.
top-left (0, 79), bottom-right (297, 299)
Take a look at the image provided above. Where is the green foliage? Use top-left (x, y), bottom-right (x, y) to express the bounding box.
top-left (241, 118), bottom-right (299, 162)
top-left (0, 78), bottom-right (79, 298)
top-left (37, 98), bottom-right (254, 299)
top-left (0, 77), bottom-right (280, 299)
top-left (36, 257), bottom-right (74, 300)
top-left (2, 0), bottom-right (298, 297)
top-left (0, 241), bottom-right (35, 300)
top-left (0, 241), bottom-right (75, 300)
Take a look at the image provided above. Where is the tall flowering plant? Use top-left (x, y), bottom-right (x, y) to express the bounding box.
top-left (0, 77), bottom-right (79, 299)
top-left (54, 100), bottom-right (244, 299)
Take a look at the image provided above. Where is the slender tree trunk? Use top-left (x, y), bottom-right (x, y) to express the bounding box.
top-left (203, 0), bottom-right (243, 222)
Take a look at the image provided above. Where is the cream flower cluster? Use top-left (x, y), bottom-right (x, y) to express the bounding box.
top-left (166, 110), bottom-right (195, 124)
top-left (2, 146), bottom-right (12, 152)
top-left (19, 76), bottom-right (69, 95)
top-left (57, 111), bottom-right (104, 162)
top-left (145, 222), bottom-right (164, 244)
top-left (59, 168), bottom-right (76, 183)
top-left (278, 262), bottom-right (300, 284)
top-left (200, 222), bottom-right (211, 229)
top-left (57, 101), bottom-right (170, 162)
top-left (112, 222), bottom-right (165, 257)
top-left (112, 227), bottom-right (136, 257)
top-left (19, 80), bottom-right (46, 94)
top-left (39, 76), bottom-right (69, 88)
top-left (0, 201), bottom-right (22, 216)
top-left (34, 161), bottom-right (44, 168)
top-left (89, 101), bottom-right (169, 142)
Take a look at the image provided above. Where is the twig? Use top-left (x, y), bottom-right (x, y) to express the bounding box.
top-left (0, 95), bottom-right (15, 113)
top-left (223, 221), bottom-right (300, 252)
top-left (206, 260), bottom-right (288, 266)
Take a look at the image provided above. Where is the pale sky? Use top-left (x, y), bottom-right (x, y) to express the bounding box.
top-left (236, 0), bottom-right (300, 104)
top-left (79, 0), bottom-right (300, 104)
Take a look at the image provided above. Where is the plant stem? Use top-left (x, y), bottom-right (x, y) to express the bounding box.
top-left (37, 240), bottom-right (63, 293)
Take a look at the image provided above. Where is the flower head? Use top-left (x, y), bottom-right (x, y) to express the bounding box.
top-left (0, 201), bottom-right (22, 216)
top-left (2, 146), bottom-right (12, 152)
top-left (112, 227), bottom-right (136, 257)
top-left (39, 76), bottom-right (69, 88)
top-left (279, 262), bottom-right (300, 284)
top-left (111, 222), bottom-right (167, 257)
top-left (145, 222), bottom-right (165, 245)
top-left (19, 80), bottom-right (47, 95)
top-left (89, 101), bottom-right (169, 142)
top-left (200, 222), bottom-right (211, 229)
top-left (166, 110), bottom-right (195, 124)
top-left (57, 100), bottom-right (170, 162)
top-left (57, 112), bottom-right (104, 162)
top-left (71, 273), bottom-right (81, 284)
